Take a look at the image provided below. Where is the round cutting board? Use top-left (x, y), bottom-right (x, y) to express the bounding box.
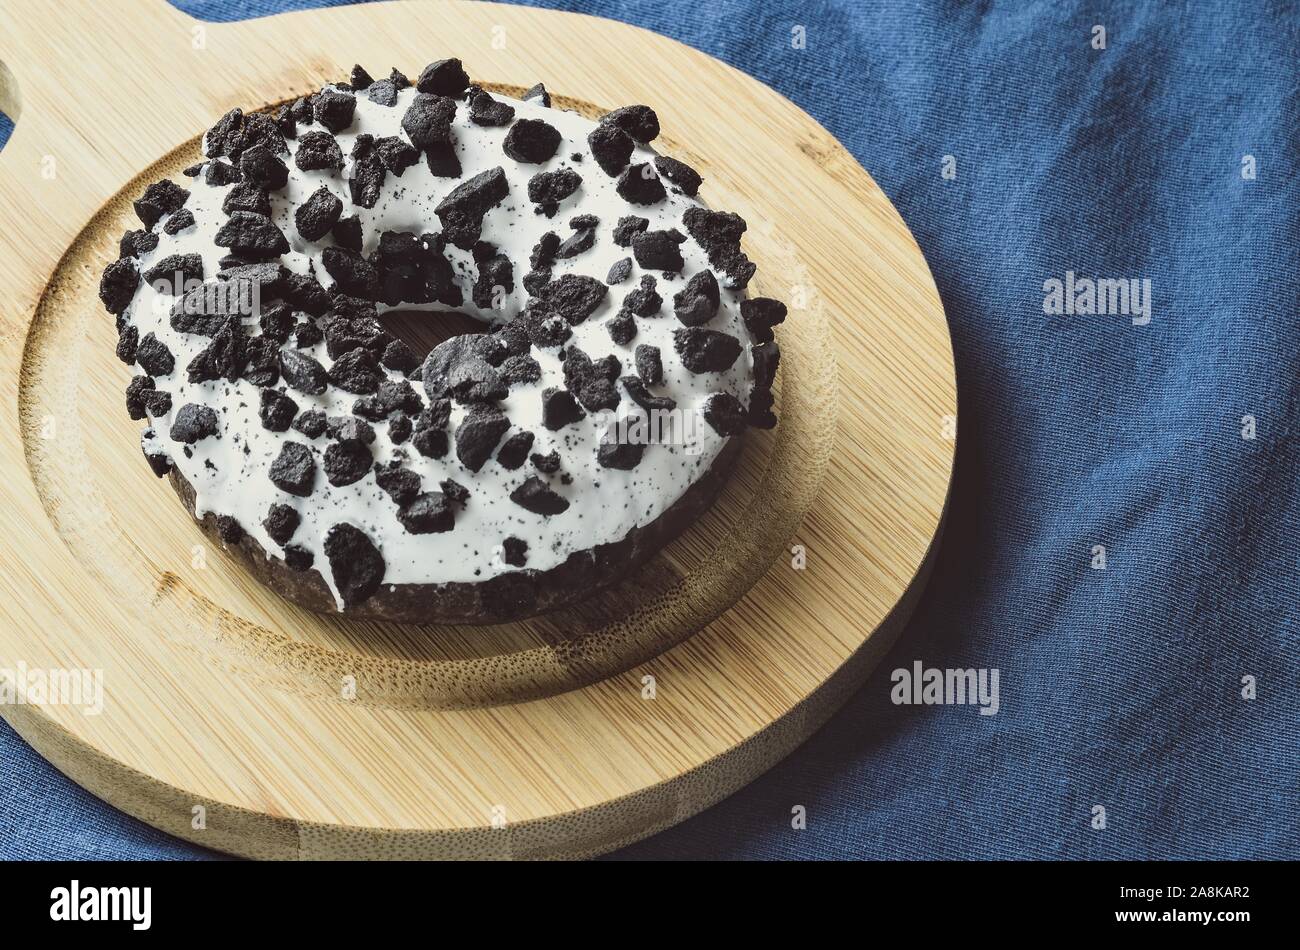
top-left (0, 0), bottom-right (955, 859)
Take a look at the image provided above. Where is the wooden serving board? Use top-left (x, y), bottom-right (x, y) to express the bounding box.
top-left (0, 0), bottom-right (955, 859)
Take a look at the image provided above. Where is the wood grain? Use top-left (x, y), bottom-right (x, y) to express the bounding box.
top-left (0, 0), bottom-right (955, 859)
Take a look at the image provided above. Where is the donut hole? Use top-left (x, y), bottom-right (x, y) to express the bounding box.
top-left (378, 308), bottom-right (491, 362)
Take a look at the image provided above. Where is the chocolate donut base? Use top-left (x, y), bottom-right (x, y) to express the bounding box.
top-left (167, 432), bottom-right (744, 625)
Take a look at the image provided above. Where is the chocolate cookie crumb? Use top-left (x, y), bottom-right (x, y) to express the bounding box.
top-left (293, 410), bottom-right (327, 439)
top-left (323, 522), bottom-right (386, 605)
top-left (367, 78), bottom-right (398, 106)
top-left (703, 391), bottom-right (747, 436)
top-left (324, 438), bottom-right (372, 486)
top-left (503, 118), bottom-right (561, 164)
top-left (617, 163), bottom-right (667, 205)
top-left (295, 186), bottom-right (344, 241)
top-left (171, 403), bottom-right (219, 443)
top-left (455, 405), bottom-right (510, 472)
top-left (469, 90), bottom-right (516, 126)
top-left (375, 136), bottom-right (419, 175)
top-left (215, 211), bottom-right (290, 258)
top-left (496, 430), bottom-right (535, 469)
top-left (116, 325), bottom-right (139, 365)
top-left (402, 93), bottom-right (457, 150)
top-left (682, 206), bottom-right (756, 289)
top-left (540, 274), bottom-right (607, 324)
top-left (332, 215), bottom-right (363, 252)
top-left (435, 166), bottom-right (509, 249)
top-left (280, 348), bottom-right (330, 394)
top-left (527, 168), bottom-right (581, 212)
top-left (375, 340), bottom-right (416, 376)
top-left (503, 536), bottom-right (528, 566)
top-left (672, 269), bottom-right (720, 326)
top-left (631, 229), bottom-right (685, 272)
top-left (375, 461), bottom-right (421, 506)
top-left (313, 90), bottom-right (357, 132)
top-left (350, 64), bottom-right (374, 90)
top-left (674, 327), bottom-right (742, 373)
top-left (612, 215), bottom-right (649, 247)
top-left (510, 476), bottom-right (569, 515)
top-left (602, 104), bottom-right (659, 144)
top-left (221, 181), bottom-right (271, 216)
top-left (259, 389), bottom-right (298, 431)
top-left (143, 253), bottom-right (204, 295)
top-left (205, 160), bottom-right (242, 186)
top-left (587, 122), bottom-right (634, 177)
top-left (125, 375), bottom-right (154, 420)
top-left (606, 257), bottom-right (633, 285)
top-left (217, 515), bottom-right (244, 544)
top-left (531, 450), bottom-right (560, 473)
top-left (398, 492), bottom-right (456, 534)
top-left (269, 441), bottom-right (316, 495)
top-left (263, 504), bottom-right (300, 545)
top-left (134, 179), bottom-right (190, 229)
top-left (294, 130), bottom-right (345, 171)
top-left (597, 433), bottom-right (645, 469)
top-left (607, 311), bottom-right (636, 344)
top-left (416, 59), bottom-right (470, 96)
top-left (136, 332), bottom-right (176, 376)
top-left (654, 155), bottom-right (702, 196)
top-left (522, 83), bottom-right (551, 107)
top-left (541, 387), bottom-right (585, 430)
top-left (240, 144), bottom-right (289, 190)
top-left (634, 344), bottom-right (663, 385)
top-left (739, 297), bottom-right (788, 344)
top-left (163, 209), bottom-right (196, 235)
top-left (99, 259), bottom-right (139, 314)
top-left (623, 274), bottom-right (662, 316)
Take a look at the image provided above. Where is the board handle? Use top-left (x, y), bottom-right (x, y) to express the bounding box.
top-left (0, 1), bottom-right (194, 104)
top-left (0, 0), bottom-right (199, 310)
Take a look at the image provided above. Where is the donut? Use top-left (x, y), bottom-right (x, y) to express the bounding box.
top-left (100, 61), bottom-right (786, 623)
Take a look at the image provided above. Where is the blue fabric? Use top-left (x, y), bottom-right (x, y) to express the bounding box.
top-left (3, 0), bottom-right (1297, 860)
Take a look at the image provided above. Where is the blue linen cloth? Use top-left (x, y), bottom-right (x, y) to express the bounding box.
top-left (1, 0), bottom-right (1296, 860)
